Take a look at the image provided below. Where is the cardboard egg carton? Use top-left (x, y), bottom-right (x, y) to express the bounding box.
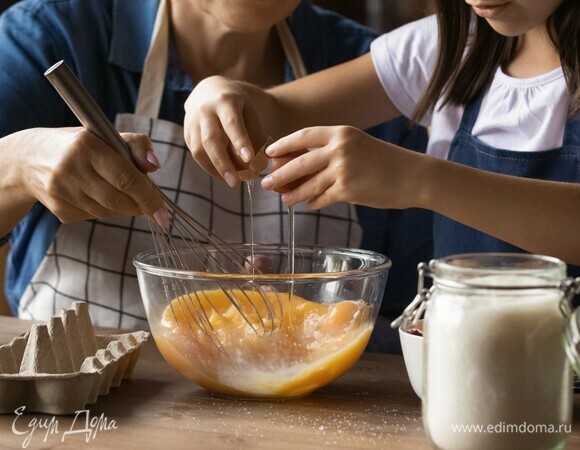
top-left (0, 302), bottom-right (149, 415)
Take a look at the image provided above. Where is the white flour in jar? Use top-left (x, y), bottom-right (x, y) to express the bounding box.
top-left (423, 274), bottom-right (572, 450)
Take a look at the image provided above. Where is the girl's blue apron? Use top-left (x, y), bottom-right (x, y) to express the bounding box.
top-left (434, 87), bottom-right (580, 281)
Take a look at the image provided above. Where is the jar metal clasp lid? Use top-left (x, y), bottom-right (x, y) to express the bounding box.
top-left (391, 262), bottom-right (434, 329)
top-left (391, 260), bottom-right (580, 331)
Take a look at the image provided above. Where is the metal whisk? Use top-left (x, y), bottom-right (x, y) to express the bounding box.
top-left (44, 60), bottom-right (283, 347)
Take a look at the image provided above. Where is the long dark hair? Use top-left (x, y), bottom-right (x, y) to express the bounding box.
top-left (413, 0), bottom-right (580, 122)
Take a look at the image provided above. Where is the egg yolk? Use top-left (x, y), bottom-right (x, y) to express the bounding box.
top-left (154, 289), bottom-right (373, 398)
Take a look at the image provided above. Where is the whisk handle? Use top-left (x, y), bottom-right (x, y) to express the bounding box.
top-left (44, 60), bottom-right (139, 167)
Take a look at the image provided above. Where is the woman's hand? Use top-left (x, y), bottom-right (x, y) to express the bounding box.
top-left (184, 76), bottom-right (267, 187)
top-left (15, 127), bottom-right (169, 226)
top-left (261, 126), bottom-right (422, 210)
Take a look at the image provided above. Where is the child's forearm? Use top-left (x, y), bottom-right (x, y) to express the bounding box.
top-left (420, 156), bottom-right (580, 265)
top-left (267, 54), bottom-right (397, 136)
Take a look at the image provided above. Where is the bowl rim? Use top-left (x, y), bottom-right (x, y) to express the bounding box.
top-left (133, 243), bottom-right (391, 281)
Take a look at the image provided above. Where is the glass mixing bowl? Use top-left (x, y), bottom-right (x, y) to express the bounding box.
top-left (134, 244), bottom-right (390, 399)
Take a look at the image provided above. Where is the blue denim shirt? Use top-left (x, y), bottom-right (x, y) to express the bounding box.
top-left (0, 0), bottom-right (431, 349)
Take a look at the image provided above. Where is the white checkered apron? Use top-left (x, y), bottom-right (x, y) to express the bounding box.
top-left (18, 1), bottom-right (362, 329)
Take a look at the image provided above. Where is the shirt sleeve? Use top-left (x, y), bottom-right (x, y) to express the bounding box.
top-left (0, 3), bottom-right (76, 137)
top-left (370, 15), bottom-right (439, 127)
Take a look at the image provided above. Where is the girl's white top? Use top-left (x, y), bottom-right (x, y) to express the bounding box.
top-left (370, 15), bottom-right (568, 160)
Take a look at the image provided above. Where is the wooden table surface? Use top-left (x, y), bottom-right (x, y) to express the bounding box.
top-left (1, 316), bottom-right (580, 449)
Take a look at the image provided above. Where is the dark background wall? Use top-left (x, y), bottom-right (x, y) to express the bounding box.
top-left (0, 0), bottom-right (16, 12)
top-left (312, 0), bottom-right (429, 32)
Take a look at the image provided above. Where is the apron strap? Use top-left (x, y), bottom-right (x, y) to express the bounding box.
top-left (135, 0), bottom-right (169, 118)
top-left (458, 87), bottom-right (486, 134)
top-left (562, 113), bottom-right (580, 147)
top-left (135, 0), bottom-right (308, 119)
top-left (276, 21), bottom-right (307, 79)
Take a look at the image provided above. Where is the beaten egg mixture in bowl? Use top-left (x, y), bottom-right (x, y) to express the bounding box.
top-left (134, 245), bottom-right (390, 399)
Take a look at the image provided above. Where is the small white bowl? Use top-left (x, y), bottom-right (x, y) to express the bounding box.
top-left (399, 321), bottom-right (423, 398)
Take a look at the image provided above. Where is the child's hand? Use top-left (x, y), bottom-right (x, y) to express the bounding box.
top-left (261, 126), bottom-right (417, 210)
top-left (267, 149), bottom-right (310, 193)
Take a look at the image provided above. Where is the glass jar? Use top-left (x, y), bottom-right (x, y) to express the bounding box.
top-left (394, 253), bottom-right (580, 450)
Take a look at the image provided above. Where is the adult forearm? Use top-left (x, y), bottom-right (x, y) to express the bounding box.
top-left (0, 131), bottom-right (36, 238)
top-left (421, 157), bottom-right (580, 265)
